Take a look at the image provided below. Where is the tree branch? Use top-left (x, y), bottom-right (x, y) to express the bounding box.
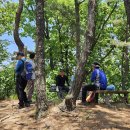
top-left (100, 45), bottom-right (115, 62)
top-left (124, 0), bottom-right (130, 29)
top-left (90, 2), bottom-right (117, 52)
top-left (13, 0), bottom-right (24, 52)
top-left (78, 0), bottom-right (85, 5)
top-left (96, 2), bottom-right (117, 42)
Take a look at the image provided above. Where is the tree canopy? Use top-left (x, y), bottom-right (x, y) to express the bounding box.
top-left (0, 0), bottom-right (130, 100)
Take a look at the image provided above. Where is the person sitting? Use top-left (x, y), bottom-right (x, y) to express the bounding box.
top-left (56, 69), bottom-right (70, 98)
top-left (81, 62), bottom-right (107, 105)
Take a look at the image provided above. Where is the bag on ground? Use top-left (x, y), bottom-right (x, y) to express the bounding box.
top-left (106, 84), bottom-right (115, 91)
top-left (50, 84), bottom-right (57, 92)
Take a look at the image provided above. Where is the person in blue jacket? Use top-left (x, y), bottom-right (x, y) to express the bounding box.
top-left (81, 62), bottom-right (107, 104)
top-left (15, 52), bottom-right (30, 109)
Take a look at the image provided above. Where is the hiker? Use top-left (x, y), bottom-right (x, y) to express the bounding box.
top-left (26, 53), bottom-right (35, 103)
top-left (56, 69), bottom-right (70, 98)
top-left (15, 52), bottom-right (30, 109)
top-left (81, 62), bottom-right (107, 105)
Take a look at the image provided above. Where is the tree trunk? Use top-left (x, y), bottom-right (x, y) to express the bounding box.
top-left (45, 16), bottom-right (54, 70)
top-left (121, 46), bottom-right (129, 90)
top-left (13, 0), bottom-right (24, 52)
top-left (124, 0), bottom-right (130, 29)
top-left (60, 0), bottom-right (96, 111)
top-left (56, 18), bottom-right (64, 65)
top-left (59, 26), bottom-right (64, 65)
top-left (75, 0), bottom-right (81, 63)
top-left (121, 0), bottom-right (130, 90)
top-left (35, 0), bottom-right (48, 119)
top-left (65, 44), bottom-right (69, 77)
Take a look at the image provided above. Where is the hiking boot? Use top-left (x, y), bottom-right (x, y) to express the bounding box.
top-left (28, 100), bottom-right (33, 104)
top-left (18, 105), bottom-right (24, 109)
top-left (25, 102), bottom-right (30, 107)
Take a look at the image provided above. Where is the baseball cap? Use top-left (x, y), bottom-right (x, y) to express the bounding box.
top-left (92, 62), bottom-right (100, 68)
top-left (17, 52), bottom-right (25, 56)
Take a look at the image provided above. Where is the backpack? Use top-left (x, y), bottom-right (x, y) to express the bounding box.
top-left (49, 84), bottom-right (57, 92)
top-left (21, 60), bottom-right (33, 80)
top-left (25, 61), bottom-right (33, 80)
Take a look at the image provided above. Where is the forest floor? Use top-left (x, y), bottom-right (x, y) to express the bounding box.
top-left (0, 100), bottom-right (130, 130)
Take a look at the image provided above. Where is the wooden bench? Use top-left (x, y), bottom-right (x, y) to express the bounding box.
top-left (95, 90), bottom-right (130, 105)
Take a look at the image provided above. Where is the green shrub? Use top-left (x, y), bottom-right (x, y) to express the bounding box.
top-left (0, 66), bottom-right (15, 99)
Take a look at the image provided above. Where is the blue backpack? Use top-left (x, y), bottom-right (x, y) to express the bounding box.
top-left (25, 61), bottom-right (33, 80)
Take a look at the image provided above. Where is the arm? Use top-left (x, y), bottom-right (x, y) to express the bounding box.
top-left (15, 60), bottom-right (23, 73)
top-left (91, 70), bottom-right (96, 83)
top-left (56, 76), bottom-right (59, 86)
top-left (66, 76), bottom-right (70, 86)
top-left (32, 62), bottom-right (35, 71)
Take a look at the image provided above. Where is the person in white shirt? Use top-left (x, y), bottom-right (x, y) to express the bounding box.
top-left (27, 53), bottom-right (35, 103)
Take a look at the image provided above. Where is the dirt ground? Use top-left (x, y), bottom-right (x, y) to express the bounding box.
top-left (0, 100), bottom-right (130, 130)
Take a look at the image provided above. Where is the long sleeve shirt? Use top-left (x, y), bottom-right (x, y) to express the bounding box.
top-left (91, 69), bottom-right (107, 89)
top-left (15, 58), bottom-right (26, 75)
top-left (56, 75), bottom-right (69, 87)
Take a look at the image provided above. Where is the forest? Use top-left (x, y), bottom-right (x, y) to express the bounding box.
top-left (0, 0), bottom-right (130, 130)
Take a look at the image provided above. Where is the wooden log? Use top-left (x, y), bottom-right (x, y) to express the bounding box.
top-left (96, 90), bottom-right (130, 94)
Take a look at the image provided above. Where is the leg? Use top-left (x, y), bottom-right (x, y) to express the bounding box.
top-left (57, 86), bottom-right (63, 99)
top-left (63, 87), bottom-right (69, 93)
top-left (124, 93), bottom-right (128, 104)
top-left (21, 77), bottom-right (28, 103)
top-left (94, 93), bottom-right (98, 103)
top-left (27, 80), bottom-right (35, 101)
top-left (82, 84), bottom-right (97, 102)
top-left (16, 76), bottom-right (24, 107)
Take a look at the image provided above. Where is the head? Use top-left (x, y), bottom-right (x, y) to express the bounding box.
top-left (17, 52), bottom-right (25, 60)
top-left (29, 53), bottom-right (35, 60)
top-left (59, 69), bottom-right (65, 76)
top-left (92, 62), bottom-right (100, 70)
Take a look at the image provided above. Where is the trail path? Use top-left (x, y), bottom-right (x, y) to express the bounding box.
top-left (0, 100), bottom-right (130, 130)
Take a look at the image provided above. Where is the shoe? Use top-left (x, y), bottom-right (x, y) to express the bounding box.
top-left (79, 102), bottom-right (89, 106)
top-left (18, 105), bottom-right (24, 109)
top-left (25, 102), bottom-right (30, 107)
top-left (28, 100), bottom-right (33, 104)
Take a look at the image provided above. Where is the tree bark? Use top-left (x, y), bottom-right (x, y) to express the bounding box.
top-left (56, 18), bottom-right (64, 65)
top-left (65, 44), bottom-right (69, 77)
top-left (45, 16), bottom-right (54, 70)
top-left (35, 0), bottom-right (48, 119)
top-left (121, 0), bottom-right (130, 90)
top-left (13, 0), bottom-right (24, 52)
top-left (59, 26), bottom-right (64, 65)
top-left (121, 46), bottom-right (129, 90)
top-left (124, 0), bottom-right (130, 29)
top-left (60, 0), bottom-right (96, 111)
top-left (75, 0), bottom-right (81, 63)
